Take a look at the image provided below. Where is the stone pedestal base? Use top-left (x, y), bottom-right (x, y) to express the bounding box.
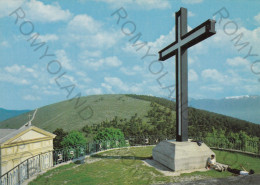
top-left (152, 140), bottom-right (215, 171)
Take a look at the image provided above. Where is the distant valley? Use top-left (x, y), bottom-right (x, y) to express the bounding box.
top-left (189, 95), bottom-right (260, 124)
top-left (0, 108), bottom-right (30, 122)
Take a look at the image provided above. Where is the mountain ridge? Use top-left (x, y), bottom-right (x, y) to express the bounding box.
top-left (0, 94), bottom-right (259, 138)
top-left (0, 108), bottom-right (31, 122)
top-left (189, 95), bottom-right (260, 124)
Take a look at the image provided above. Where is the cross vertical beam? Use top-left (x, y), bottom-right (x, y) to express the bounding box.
top-left (158, 7), bottom-right (216, 142)
top-left (176, 8), bottom-right (188, 142)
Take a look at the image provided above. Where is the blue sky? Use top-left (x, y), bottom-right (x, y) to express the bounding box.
top-left (0, 0), bottom-right (260, 109)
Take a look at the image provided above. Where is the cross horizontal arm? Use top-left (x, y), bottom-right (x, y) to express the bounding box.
top-left (158, 19), bottom-right (216, 61)
top-left (182, 19), bottom-right (216, 49)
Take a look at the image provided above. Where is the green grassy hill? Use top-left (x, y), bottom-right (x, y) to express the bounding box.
top-left (0, 95), bottom-right (152, 132)
top-left (0, 94), bottom-right (259, 137)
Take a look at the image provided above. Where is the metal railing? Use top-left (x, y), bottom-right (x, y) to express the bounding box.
top-left (0, 151), bottom-right (52, 185)
top-left (53, 139), bottom-right (133, 165)
top-left (1, 135), bottom-right (259, 185)
top-left (192, 136), bottom-right (260, 155)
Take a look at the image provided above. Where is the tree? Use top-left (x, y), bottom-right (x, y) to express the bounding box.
top-left (53, 128), bottom-right (68, 149)
top-left (82, 125), bottom-right (92, 135)
top-left (94, 128), bottom-right (126, 147)
top-left (61, 131), bottom-right (86, 148)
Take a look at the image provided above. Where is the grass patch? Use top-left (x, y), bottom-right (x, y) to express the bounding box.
top-left (29, 146), bottom-right (260, 185)
top-left (213, 149), bottom-right (260, 172)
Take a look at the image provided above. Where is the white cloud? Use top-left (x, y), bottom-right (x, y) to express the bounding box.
top-left (31, 85), bottom-right (39, 89)
top-left (226, 57), bottom-right (250, 67)
top-left (30, 84), bottom-right (60, 96)
top-left (188, 57), bottom-right (198, 65)
top-left (80, 50), bottom-right (102, 58)
top-left (200, 68), bottom-right (254, 91)
top-left (254, 12), bottom-right (260, 24)
top-left (189, 69), bottom-right (198, 81)
top-left (67, 14), bottom-right (121, 49)
top-left (55, 50), bottom-right (74, 70)
top-left (104, 76), bottom-right (142, 93)
top-left (251, 61), bottom-right (260, 75)
top-left (0, 73), bottom-right (30, 85)
top-left (82, 78), bottom-right (92, 83)
top-left (123, 28), bottom-right (175, 58)
top-left (120, 67), bottom-right (136, 76)
top-left (86, 88), bottom-right (103, 95)
top-left (120, 15), bottom-right (260, 98)
top-left (101, 83), bottom-right (113, 93)
top-left (4, 64), bottom-right (22, 73)
top-left (123, 24), bottom-right (202, 58)
top-left (68, 14), bottom-right (101, 33)
top-left (42, 89), bottom-right (59, 95)
top-left (0, 64), bottom-right (51, 86)
top-left (188, 11), bottom-right (195, 17)
top-left (131, 85), bottom-right (142, 93)
top-left (61, 74), bottom-right (77, 85)
top-left (211, 20), bottom-right (260, 56)
top-left (181, 0), bottom-right (203, 4)
top-left (134, 0), bottom-right (170, 9)
top-left (133, 65), bottom-right (143, 71)
top-left (200, 85), bottom-right (223, 92)
top-left (95, 0), bottom-right (170, 10)
top-left (188, 41), bottom-right (207, 55)
top-left (4, 64), bottom-right (37, 77)
top-left (104, 56), bottom-right (122, 67)
top-left (0, 41), bottom-right (10, 47)
top-left (82, 56), bottom-right (122, 70)
top-left (0, 0), bottom-right (25, 18)
top-left (147, 83), bottom-right (176, 99)
top-left (38, 34), bottom-right (58, 42)
top-left (198, 64), bottom-right (258, 95)
top-left (82, 59), bottom-right (101, 70)
top-left (201, 69), bottom-right (226, 82)
top-left (23, 95), bottom-right (41, 101)
top-left (120, 65), bottom-right (143, 76)
top-left (104, 77), bottom-right (129, 91)
top-left (244, 83), bottom-right (260, 94)
top-left (75, 71), bottom-right (92, 84)
top-left (25, 0), bottom-right (72, 22)
top-left (76, 71), bottom-right (85, 77)
top-left (148, 28), bottom-right (175, 53)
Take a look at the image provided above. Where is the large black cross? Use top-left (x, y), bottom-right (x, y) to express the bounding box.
top-left (158, 8), bottom-right (216, 142)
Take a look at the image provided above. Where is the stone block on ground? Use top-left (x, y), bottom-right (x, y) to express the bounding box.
top-left (152, 140), bottom-right (215, 171)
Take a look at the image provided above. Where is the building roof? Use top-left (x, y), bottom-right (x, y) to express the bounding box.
top-left (0, 125), bottom-right (56, 145)
top-left (0, 109), bottom-right (56, 145)
top-left (0, 129), bottom-right (17, 140)
top-left (0, 125), bottom-right (30, 144)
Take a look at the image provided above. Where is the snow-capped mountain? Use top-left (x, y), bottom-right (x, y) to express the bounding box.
top-left (189, 95), bottom-right (260, 124)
